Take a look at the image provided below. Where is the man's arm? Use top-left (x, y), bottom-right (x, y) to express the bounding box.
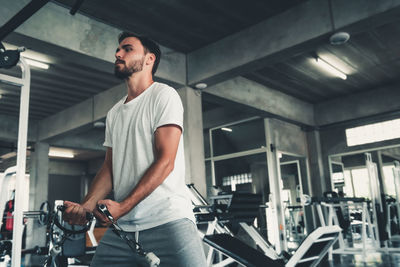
top-left (63, 147), bottom-right (113, 225)
top-left (98, 124), bottom-right (181, 220)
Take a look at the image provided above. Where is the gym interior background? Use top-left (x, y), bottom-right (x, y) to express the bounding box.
top-left (1, 0), bottom-right (400, 266)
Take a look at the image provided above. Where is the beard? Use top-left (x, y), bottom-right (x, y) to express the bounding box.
top-left (114, 56), bottom-right (145, 79)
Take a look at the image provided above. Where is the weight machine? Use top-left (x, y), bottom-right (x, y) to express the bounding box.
top-left (187, 184), bottom-right (342, 267)
top-left (1, 200), bottom-right (96, 267)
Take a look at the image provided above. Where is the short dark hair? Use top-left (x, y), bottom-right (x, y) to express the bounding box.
top-left (118, 32), bottom-right (161, 76)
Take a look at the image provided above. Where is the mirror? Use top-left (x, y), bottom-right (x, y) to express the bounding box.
top-left (278, 152), bottom-right (311, 250)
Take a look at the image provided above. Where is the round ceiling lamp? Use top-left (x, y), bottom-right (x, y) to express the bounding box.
top-left (195, 83), bottom-right (208, 89)
top-left (329, 32), bottom-right (350, 45)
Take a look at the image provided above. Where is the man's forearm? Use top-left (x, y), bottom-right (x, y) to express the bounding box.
top-left (119, 157), bottom-right (173, 215)
top-left (82, 163), bottom-right (113, 211)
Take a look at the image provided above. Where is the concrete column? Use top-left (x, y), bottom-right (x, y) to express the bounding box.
top-left (177, 87), bottom-right (207, 197)
top-left (306, 130), bottom-right (326, 197)
top-left (26, 142), bottom-right (49, 265)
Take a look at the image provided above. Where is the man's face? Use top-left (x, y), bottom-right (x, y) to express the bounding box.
top-left (114, 37), bottom-right (146, 79)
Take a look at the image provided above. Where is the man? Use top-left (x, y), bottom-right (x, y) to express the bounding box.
top-left (63, 32), bottom-right (206, 267)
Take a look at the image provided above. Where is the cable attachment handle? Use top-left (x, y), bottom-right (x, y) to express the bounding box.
top-left (98, 204), bottom-right (115, 224)
top-left (97, 204), bottom-right (160, 266)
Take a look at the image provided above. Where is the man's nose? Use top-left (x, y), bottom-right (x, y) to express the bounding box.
top-left (115, 51), bottom-right (122, 59)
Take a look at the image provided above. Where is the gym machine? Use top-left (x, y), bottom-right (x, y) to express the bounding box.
top-left (308, 194), bottom-right (372, 260)
top-left (0, 200), bottom-right (95, 267)
top-left (187, 184), bottom-right (342, 267)
top-left (1, 199), bottom-right (163, 267)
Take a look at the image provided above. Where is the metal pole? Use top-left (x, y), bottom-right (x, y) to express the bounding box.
top-left (365, 153), bottom-right (380, 247)
top-left (393, 161), bottom-right (400, 234)
top-left (11, 57), bottom-right (31, 267)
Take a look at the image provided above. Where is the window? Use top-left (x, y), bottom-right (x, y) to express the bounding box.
top-left (346, 118), bottom-right (400, 146)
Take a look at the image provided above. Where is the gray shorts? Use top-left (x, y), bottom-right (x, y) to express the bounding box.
top-left (90, 218), bottom-right (206, 267)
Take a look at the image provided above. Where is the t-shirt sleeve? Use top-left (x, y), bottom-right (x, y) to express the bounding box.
top-left (103, 113), bottom-right (112, 147)
top-left (152, 87), bottom-right (184, 133)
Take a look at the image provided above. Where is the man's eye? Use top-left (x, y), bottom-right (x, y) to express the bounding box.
top-left (125, 48), bottom-right (132, 52)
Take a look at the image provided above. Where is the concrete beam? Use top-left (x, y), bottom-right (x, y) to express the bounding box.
top-left (203, 77), bottom-right (314, 126)
top-left (315, 84), bottom-right (400, 126)
top-left (203, 107), bottom-right (256, 130)
top-left (0, 114), bottom-right (37, 142)
top-left (0, 0), bottom-right (186, 85)
top-left (37, 83), bottom-right (125, 141)
top-left (47, 130), bottom-right (106, 151)
top-left (187, 0), bottom-right (400, 85)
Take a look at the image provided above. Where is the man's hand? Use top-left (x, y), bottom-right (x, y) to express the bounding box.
top-left (63, 201), bottom-right (92, 226)
top-left (97, 199), bottom-right (127, 226)
top-left (63, 200), bottom-right (108, 226)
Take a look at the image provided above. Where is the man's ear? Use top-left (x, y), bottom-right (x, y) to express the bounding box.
top-left (146, 53), bottom-right (156, 66)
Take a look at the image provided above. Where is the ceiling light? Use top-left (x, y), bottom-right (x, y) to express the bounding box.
top-left (1, 151), bottom-right (17, 159)
top-left (93, 121), bottom-right (105, 128)
top-left (221, 127), bottom-right (232, 132)
top-left (48, 148), bottom-right (74, 158)
top-left (25, 58), bottom-right (49, 69)
top-left (195, 83), bottom-right (207, 89)
top-left (315, 57), bottom-right (347, 80)
top-left (330, 32), bottom-right (350, 45)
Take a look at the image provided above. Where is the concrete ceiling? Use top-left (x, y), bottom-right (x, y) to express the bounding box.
top-left (0, 54), bottom-right (120, 120)
top-left (0, 0), bottom-right (399, 119)
top-left (53, 0), bottom-right (306, 53)
top-left (1, 0), bottom-right (400, 160)
top-left (244, 19), bottom-right (400, 103)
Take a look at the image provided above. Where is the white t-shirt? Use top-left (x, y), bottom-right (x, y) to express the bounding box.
top-left (103, 82), bottom-right (195, 231)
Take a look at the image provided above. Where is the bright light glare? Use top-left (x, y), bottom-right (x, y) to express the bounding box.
top-left (25, 58), bottom-right (49, 69)
top-left (48, 148), bottom-right (74, 158)
top-left (346, 118), bottom-right (400, 146)
top-left (221, 127), bottom-right (232, 132)
top-left (315, 58), bottom-right (347, 80)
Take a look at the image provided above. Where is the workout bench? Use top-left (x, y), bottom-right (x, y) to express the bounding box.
top-left (204, 225), bottom-right (341, 267)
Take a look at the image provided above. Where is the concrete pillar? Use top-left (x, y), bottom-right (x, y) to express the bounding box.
top-left (26, 142), bottom-right (49, 265)
top-left (306, 130), bottom-right (326, 197)
top-left (177, 87), bottom-right (207, 197)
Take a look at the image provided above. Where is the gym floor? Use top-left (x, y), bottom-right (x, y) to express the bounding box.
top-left (329, 254), bottom-right (400, 267)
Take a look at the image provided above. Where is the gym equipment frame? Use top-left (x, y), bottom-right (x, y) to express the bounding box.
top-left (0, 52), bottom-right (31, 267)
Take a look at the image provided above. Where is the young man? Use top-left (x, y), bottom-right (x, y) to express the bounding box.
top-left (63, 32), bottom-right (206, 267)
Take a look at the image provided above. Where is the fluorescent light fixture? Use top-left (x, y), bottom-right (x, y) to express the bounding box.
top-left (315, 57), bottom-right (347, 80)
top-left (346, 118), bottom-right (400, 146)
top-left (25, 58), bottom-right (49, 69)
top-left (48, 148), bottom-right (74, 158)
top-left (1, 151), bottom-right (17, 159)
top-left (221, 127), bottom-right (232, 132)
